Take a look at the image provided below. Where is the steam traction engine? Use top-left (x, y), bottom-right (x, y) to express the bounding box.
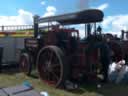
top-left (19, 9), bottom-right (112, 88)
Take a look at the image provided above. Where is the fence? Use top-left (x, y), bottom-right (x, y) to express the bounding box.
top-left (0, 25), bottom-right (34, 37)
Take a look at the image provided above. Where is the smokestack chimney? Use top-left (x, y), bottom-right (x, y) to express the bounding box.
top-left (33, 15), bottom-right (39, 38)
top-left (78, 0), bottom-right (89, 11)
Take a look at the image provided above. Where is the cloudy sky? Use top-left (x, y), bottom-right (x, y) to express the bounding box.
top-left (0, 0), bottom-right (127, 37)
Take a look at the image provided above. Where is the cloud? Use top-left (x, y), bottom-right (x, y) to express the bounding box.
top-left (93, 3), bottom-right (127, 37)
top-left (18, 9), bottom-right (33, 25)
top-left (41, 1), bottom-right (46, 5)
top-left (102, 16), bottom-right (115, 29)
top-left (43, 6), bottom-right (57, 17)
top-left (37, 6), bottom-right (57, 27)
top-left (97, 3), bottom-right (109, 11)
top-left (0, 9), bottom-right (33, 25)
top-left (0, 5), bottom-right (57, 26)
top-left (102, 15), bottom-right (128, 36)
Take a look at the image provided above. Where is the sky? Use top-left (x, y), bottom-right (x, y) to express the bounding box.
top-left (0, 0), bottom-right (127, 37)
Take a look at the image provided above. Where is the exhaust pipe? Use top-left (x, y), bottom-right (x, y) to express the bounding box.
top-left (33, 15), bottom-right (39, 38)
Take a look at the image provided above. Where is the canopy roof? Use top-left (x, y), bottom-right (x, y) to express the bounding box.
top-left (38, 9), bottom-right (104, 25)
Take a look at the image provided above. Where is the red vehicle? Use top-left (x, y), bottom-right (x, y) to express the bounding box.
top-left (20, 9), bottom-right (114, 88)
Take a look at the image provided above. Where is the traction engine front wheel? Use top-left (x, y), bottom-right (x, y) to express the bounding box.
top-left (19, 53), bottom-right (32, 76)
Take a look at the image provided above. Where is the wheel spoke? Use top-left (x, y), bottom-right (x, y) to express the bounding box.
top-left (49, 52), bottom-right (53, 62)
top-left (50, 71), bottom-right (59, 80)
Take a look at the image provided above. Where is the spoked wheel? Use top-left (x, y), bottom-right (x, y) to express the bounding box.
top-left (19, 53), bottom-right (32, 76)
top-left (37, 46), bottom-right (68, 88)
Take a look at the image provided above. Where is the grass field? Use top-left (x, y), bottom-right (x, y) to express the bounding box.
top-left (1, 67), bottom-right (128, 96)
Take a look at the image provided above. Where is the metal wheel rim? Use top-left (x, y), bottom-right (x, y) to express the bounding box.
top-left (37, 48), bottom-right (63, 87)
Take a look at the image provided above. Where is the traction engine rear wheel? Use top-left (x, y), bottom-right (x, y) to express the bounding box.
top-left (37, 46), bottom-right (68, 88)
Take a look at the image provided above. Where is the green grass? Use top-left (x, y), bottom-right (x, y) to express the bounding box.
top-left (0, 68), bottom-right (99, 96)
top-left (15, 29), bottom-right (34, 33)
top-left (1, 68), bottom-right (128, 96)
